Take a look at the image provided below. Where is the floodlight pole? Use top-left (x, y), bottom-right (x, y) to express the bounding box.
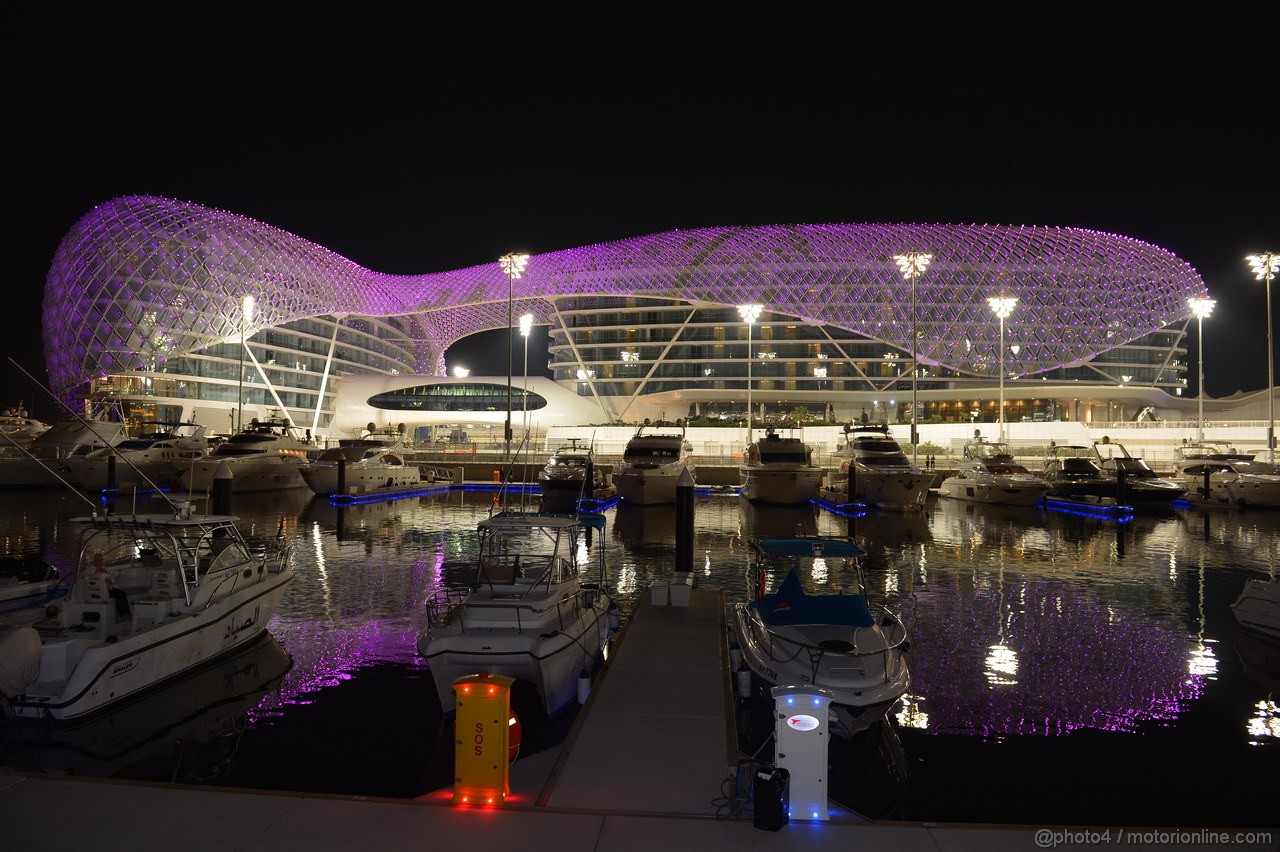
top-left (737, 304), bottom-right (764, 449)
top-left (1188, 297), bottom-right (1216, 444)
top-left (237, 295), bottom-right (255, 433)
top-left (893, 253), bottom-right (932, 465)
top-left (987, 295), bottom-right (1017, 444)
top-left (498, 253), bottom-right (529, 466)
top-left (1247, 254), bottom-right (1279, 465)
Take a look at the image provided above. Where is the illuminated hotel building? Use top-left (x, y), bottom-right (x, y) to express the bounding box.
top-left (43, 196), bottom-right (1209, 435)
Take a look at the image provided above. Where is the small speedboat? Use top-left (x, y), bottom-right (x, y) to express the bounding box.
top-left (0, 556), bottom-right (64, 624)
top-left (3, 501), bottom-right (294, 722)
top-left (729, 536), bottom-right (910, 739)
top-left (417, 511), bottom-right (619, 721)
top-left (1091, 437), bottom-right (1187, 507)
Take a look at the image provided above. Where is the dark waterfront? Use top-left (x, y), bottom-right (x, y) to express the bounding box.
top-left (1, 486), bottom-right (1277, 828)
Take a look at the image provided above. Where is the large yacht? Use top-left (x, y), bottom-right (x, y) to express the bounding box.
top-left (62, 422), bottom-right (210, 491)
top-left (0, 416), bottom-right (130, 488)
top-left (738, 426), bottom-right (824, 506)
top-left (536, 438), bottom-right (612, 513)
top-left (613, 422), bottom-right (695, 506)
top-left (825, 424), bottom-right (931, 511)
top-left (180, 419), bottom-right (313, 493)
top-left (1042, 443), bottom-right (1119, 503)
top-left (300, 428), bottom-right (429, 497)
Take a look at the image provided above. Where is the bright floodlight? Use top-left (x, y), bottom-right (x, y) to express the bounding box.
top-left (452, 366), bottom-right (470, 377)
top-left (1247, 252), bottom-right (1279, 281)
top-left (987, 295), bottom-right (1018, 319)
top-left (737, 303), bottom-right (764, 324)
top-left (519, 313), bottom-right (533, 336)
top-left (242, 294), bottom-right (256, 324)
top-left (893, 252), bottom-right (933, 279)
top-left (1188, 297), bottom-right (1215, 320)
top-left (499, 252), bottom-right (530, 279)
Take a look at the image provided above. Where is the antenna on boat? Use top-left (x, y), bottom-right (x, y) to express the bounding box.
top-left (7, 357), bottom-right (185, 514)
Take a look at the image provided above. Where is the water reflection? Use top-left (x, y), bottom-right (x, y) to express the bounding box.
top-left (2, 487), bottom-right (1278, 816)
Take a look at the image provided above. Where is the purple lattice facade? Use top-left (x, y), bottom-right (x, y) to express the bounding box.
top-left (44, 195), bottom-right (1206, 406)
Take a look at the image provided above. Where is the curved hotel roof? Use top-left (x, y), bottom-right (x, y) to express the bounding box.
top-left (43, 195), bottom-right (1208, 428)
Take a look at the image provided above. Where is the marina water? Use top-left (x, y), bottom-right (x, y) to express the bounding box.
top-left (1, 486), bottom-right (1276, 827)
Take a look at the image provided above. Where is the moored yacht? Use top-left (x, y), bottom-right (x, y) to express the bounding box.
top-left (180, 419), bottom-right (313, 493)
top-left (1176, 456), bottom-right (1280, 508)
top-left (537, 438), bottom-right (611, 513)
top-left (3, 501), bottom-right (293, 721)
top-left (417, 511), bottom-right (619, 721)
top-left (0, 415), bottom-right (130, 488)
top-left (62, 422), bottom-right (210, 491)
top-left (1091, 437), bottom-right (1187, 507)
top-left (0, 405), bottom-right (48, 451)
top-left (613, 422), bottom-right (695, 506)
top-left (300, 428), bottom-right (428, 497)
top-left (938, 435), bottom-right (1049, 506)
top-left (1042, 443), bottom-right (1121, 504)
top-left (824, 424), bottom-right (930, 511)
top-left (728, 536), bottom-right (910, 739)
top-left (739, 426), bottom-right (825, 506)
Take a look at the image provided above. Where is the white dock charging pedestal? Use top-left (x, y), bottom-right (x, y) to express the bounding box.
top-left (771, 685), bottom-right (833, 822)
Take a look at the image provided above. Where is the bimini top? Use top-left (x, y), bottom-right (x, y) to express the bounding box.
top-left (756, 537), bottom-right (866, 559)
top-left (44, 195), bottom-right (1207, 397)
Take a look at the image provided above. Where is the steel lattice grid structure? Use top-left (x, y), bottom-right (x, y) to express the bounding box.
top-left (44, 196), bottom-right (1207, 400)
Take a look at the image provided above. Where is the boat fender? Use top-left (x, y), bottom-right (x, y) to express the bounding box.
top-left (734, 666), bottom-right (752, 699)
top-left (577, 669), bottom-right (591, 705)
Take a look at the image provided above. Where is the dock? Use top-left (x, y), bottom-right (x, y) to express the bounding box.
top-left (3, 585), bottom-right (1243, 851)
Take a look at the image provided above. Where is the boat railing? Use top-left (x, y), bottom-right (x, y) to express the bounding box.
top-left (442, 587), bottom-right (595, 634)
top-left (744, 603), bottom-right (909, 682)
top-left (426, 586), bottom-right (470, 627)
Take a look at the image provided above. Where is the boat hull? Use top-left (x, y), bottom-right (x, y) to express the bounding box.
top-left (830, 470), bottom-right (931, 511)
top-left (614, 464), bottom-right (691, 506)
top-left (300, 463), bottom-right (425, 496)
top-left (8, 570), bottom-right (293, 722)
top-left (1232, 579), bottom-right (1280, 641)
top-left (938, 478), bottom-right (1048, 506)
top-left (729, 601), bottom-right (909, 739)
top-left (420, 597), bottom-right (615, 719)
top-left (183, 457), bottom-right (308, 493)
top-left (739, 467), bottom-right (824, 506)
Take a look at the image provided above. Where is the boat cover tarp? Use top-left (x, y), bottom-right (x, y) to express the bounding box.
top-left (0, 626), bottom-right (42, 698)
top-left (758, 568), bottom-right (874, 628)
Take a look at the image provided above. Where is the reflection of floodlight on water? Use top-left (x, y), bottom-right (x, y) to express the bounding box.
top-left (1188, 297), bottom-right (1216, 442)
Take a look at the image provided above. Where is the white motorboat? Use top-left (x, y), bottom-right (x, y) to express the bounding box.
top-left (613, 422), bottom-right (695, 506)
top-left (537, 438), bottom-right (612, 513)
top-left (1091, 437), bottom-right (1187, 507)
top-left (301, 429), bottom-right (428, 497)
top-left (417, 511), bottom-right (619, 721)
top-left (823, 424), bottom-right (930, 511)
top-left (938, 436), bottom-right (1050, 506)
top-left (0, 416), bottom-right (130, 488)
top-left (728, 536), bottom-right (910, 739)
top-left (1176, 457), bottom-right (1280, 508)
top-left (0, 405), bottom-right (48, 451)
top-left (739, 426), bottom-right (825, 506)
top-left (181, 419), bottom-right (313, 493)
top-left (1176, 441), bottom-right (1256, 463)
top-left (2, 501), bottom-right (293, 721)
top-left (1232, 578), bottom-right (1280, 642)
top-left (61, 421), bottom-right (210, 491)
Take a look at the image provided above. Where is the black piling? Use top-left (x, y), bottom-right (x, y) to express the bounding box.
top-left (213, 461), bottom-right (233, 515)
top-left (675, 468), bottom-right (695, 574)
top-left (106, 454), bottom-right (117, 490)
top-left (336, 458), bottom-right (346, 496)
top-left (1117, 469), bottom-right (1128, 507)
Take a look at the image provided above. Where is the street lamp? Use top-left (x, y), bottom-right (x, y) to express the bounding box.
top-left (1247, 252), bottom-right (1279, 465)
top-left (519, 312), bottom-right (533, 444)
top-left (987, 295), bottom-right (1017, 443)
top-left (237, 295), bottom-right (256, 433)
top-left (893, 252), bottom-right (932, 463)
top-left (1188, 297), bottom-right (1216, 443)
top-left (737, 304), bottom-right (764, 448)
top-left (499, 252), bottom-right (529, 464)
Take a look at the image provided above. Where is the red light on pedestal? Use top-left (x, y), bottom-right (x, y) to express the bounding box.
top-left (451, 673), bottom-right (515, 806)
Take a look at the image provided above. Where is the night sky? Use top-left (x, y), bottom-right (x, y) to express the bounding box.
top-left (5, 4), bottom-right (1277, 420)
